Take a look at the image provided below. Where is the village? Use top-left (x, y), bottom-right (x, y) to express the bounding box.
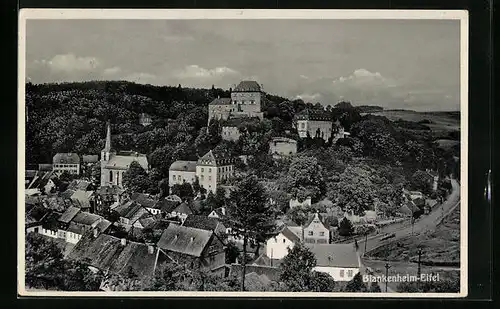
top-left (24, 80), bottom-right (456, 292)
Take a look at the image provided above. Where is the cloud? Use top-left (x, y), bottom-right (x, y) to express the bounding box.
top-left (333, 68), bottom-right (396, 87)
top-left (174, 65), bottom-right (239, 79)
top-left (36, 54), bottom-right (100, 73)
top-left (102, 66), bottom-right (122, 76)
top-left (295, 93), bottom-right (323, 102)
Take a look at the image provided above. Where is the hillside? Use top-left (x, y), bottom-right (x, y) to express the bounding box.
top-left (369, 110), bottom-right (460, 132)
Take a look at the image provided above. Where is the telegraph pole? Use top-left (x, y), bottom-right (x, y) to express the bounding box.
top-left (364, 232), bottom-right (368, 254)
top-left (384, 263), bottom-right (391, 292)
top-left (417, 248), bottom-right (423, 283)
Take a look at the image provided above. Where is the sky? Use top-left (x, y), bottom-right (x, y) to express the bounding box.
top-left (25, 19), bottom-right (461, 111)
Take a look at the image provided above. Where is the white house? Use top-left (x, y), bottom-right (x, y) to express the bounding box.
top-left (306, 243), bottom-right (360, 282)
top-left (265, 225), bottom-right (303, 260)
top-left (208, 207), bottom-right (226, 219)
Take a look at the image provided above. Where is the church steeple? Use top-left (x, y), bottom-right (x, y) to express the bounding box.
top-left (104, 120), bottom-right (112, 152)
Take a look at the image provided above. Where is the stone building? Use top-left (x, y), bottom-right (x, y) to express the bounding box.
top-left (52, 153), bottom-right (80, 175)
top-left (169, 150), bottom-right (234, 194)
top-left (208, 81), bottom-right (264, 125)
top-left (294, 109), bottom-right (334, 142)
top-left (100, 121), bottom-right (149, 188)
top-left (269, 137), bottom-right (297, 157)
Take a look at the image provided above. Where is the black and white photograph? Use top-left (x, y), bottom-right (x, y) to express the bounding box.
top-left (18, 9), bottom-right (468, 297)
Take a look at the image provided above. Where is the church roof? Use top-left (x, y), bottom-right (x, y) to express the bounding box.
top-left (233, 81), bottom-right (261, 92)
top-left (104, 154), bottom-right (148, 170)
top-left (295, 109), bottom-right (332, 121)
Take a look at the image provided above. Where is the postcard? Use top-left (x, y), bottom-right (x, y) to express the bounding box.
top-left (18, 9), bottom-right (468, 297)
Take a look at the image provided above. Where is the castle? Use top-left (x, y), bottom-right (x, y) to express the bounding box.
top-left (100, 122), bottom-right (149, 188)
top-left (208, 80), bottom-right (264, 126)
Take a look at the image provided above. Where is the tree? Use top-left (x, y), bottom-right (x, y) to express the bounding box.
top-left (287, 206), bottom-right (310, 226)
top-left (170, 182), bottom-right (194, 200)
top-left (222, 174), bottom-right (278, 291)
top-left (122, 161), bottom-right (150, 193)
top-left (225, 241), bottom-right (240, 264)
top-left (281, 156), bottom-right (326, 202)
top-left (338, 217), bottom-right (354, 236)
top-left (410, 170), bottom-right (433, 195)
top-left (344, 272), bottom-right (368, 292)
top-left (279, 244), bottom-right (336, 292)
top-left (25, 233), bottom-right (103, 291)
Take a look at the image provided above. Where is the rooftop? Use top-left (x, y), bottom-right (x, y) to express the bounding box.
top-left (169, 160), bottom-right (197, 172)
top-left (182, 215), bottom-right (221, 232)
top-left (295, 109), bottom-right (333, 122)
top-left (305, 243), bottom-right (359, 268)
top-left (233, 81), bottom-right (261, 92)
top-left (157, 224), bottom-right (213, 257)
top-left (270, 137), bottom-right (297, 144)
top-left (105, 155), bottom-right (148, 170)
top-left (58, 206), bottom-right (81, 224)
top-left (53, 153), bottom-right (80, 165)
top-left (130, 192), bottom-right (157, 209)
top-left (209, 97), bottom-right (232, 106)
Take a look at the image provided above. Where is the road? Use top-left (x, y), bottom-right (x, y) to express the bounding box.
top-left (356, 178), bottom-right (460, 254)
top-left (354, 179), bottom-right (460, 292)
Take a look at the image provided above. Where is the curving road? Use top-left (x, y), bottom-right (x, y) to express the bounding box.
top-left (356, 178), bottom-right (460, 254)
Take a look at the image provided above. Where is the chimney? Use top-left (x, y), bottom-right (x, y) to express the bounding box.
top-left (148, 245), bottom-right (154, 254)
top-left (121, 238), bottom-right (127, 246)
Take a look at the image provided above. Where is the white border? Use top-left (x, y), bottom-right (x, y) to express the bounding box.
top-left (17, 9), bottom-right (469, 298)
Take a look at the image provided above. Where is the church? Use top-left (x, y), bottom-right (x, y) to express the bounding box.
top-left (100, 122), bottom-right (149, 188)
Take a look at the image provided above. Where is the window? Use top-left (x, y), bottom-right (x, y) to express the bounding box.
top-left (282, 239), bottom-right (286, 243)
top-left (109, 170), bottom-right (113, 182)
top-left (348, 270), bottom-right (353, 277)
top-left (209, 176), bottom-right (212, 181)
top-left (201, 168), bottom-right (204, 172)
top-left (340, 270), bottom-right (345, 277)
top-left (116, 171), bottom-right (120, 185)
top-left (319, 232), bottom-right (325, 236)
top-left (301, 123), bottom-right (305, 129)
top-left (208, 168), bottom-right (212, 173)
top-left (201, 175), bottom-right (204, 181)
top-left (275, 238), bottom-right (277, 243)
top-left (308, 231), bottom-right (313, 236)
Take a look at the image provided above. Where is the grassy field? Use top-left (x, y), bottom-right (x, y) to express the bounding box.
top-left (370, 110), bottom-right (460, 132)
top-left (365, 206), bottom-right (460, 264)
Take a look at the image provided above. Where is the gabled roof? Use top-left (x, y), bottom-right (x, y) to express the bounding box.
top-left (295, 109), bottom-right (332, 122)
top-left (26, 205), bottom-right (50, 227)
top-left (96, 185), bottom-right (125, 196)
top-left (233, 81), bottom-right (261, 92)
top-left (72, 211), bottom-right (102, 226)
top-left (70, 190), bottom-right (93, 208)
top-left (53, 153), bottom-right (80, 165)
top-left (182, 215), bottom-right (221, 231)
top-left (82, 155), bottom-right (99, 163)
top-left (169, 160), bottom-right (197, 172)
top-left (197, 150), bottom-right (233, 167)
top-left (68, 233), bottom-right (160, 279)
top-left (171, 202), bottom-right (194, 215)
top-left (280, 226), bottom-right (302, 243)
top-left (114, 201), bottom-right (143, 219)
top-left (58, 206), bottom-right (81, 224)
top-left (157, 224), bottom-right (213, 257)
top-left (130, 192), bottom-right (157, 208)
top-left (209, 97), bottom-right (232, 106)
top-left (304, 212), bottom-right (330, 229)
top-left (305, 243), bottom-right (359, 268)
top-left (156, 198), bottom-right (181, 213)
top-left (105, 155), bottom-right (148, 171)
top-left (270, 137), bottom-right (297, 144)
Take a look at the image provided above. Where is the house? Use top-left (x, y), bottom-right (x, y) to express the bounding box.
top-left (64, 211), bottom-right (110, 244)
top-left (27, 171), bottom-right (58, 194)
top-left (169, 150), bottom-right (235, 194)
top-left (156, 224), bottom-right (226, 274)
top-left (196, 150), bottom-right (234, 194)
top-left (68, 232), bottom-right (165, 283)
top-left (139, 113), bottom-right (153, 127)
top-left (294, 109), bottom-right (334, 142)
top-left (208, 81), bottom-right (264, 125)
top-left (303, 212), bottom-right (330, 244)
top-left (113, 200), bottom-right (152, 228)
top-left (306, 243), bottom-right (360, 281)
top-left (70, 190), bottom-right (94, 211)
top-left (265, 224), bottom-right (303, 260)
top-left (221, 125), bottom-right (241, 142)
top-left (269, 137), bottom-right (297, 157)
top-left (425, 169), bottom-right (439, 191)
top-left (289, 196), bottom-right (312, 209)
top-left (208, 207), bottom-right (226, 219)
top-left (82, 154), bottom-right (99, 164)
top-left (229, 263), bottom-right (280, 282)
top-left (38, 164), bottom-right (53, 172)
top-left (92, 185), bottom-right (126, 213)
top-left (154, 198), bottom-right (181, 217)
top-left (166, 202), bottom-right (193, 223)
top-left (25, 204), bottom-right (50, 234)
top-left (169, 160), bottom-right (197, 187)
top-left (130, 192), bottom-right (159, 215)
top-left (52, 153), bottom-right (81, 175)
top-left (100, 121), bottom-right (149, 187)
top-left (182, 214), bottom-right (226, 238)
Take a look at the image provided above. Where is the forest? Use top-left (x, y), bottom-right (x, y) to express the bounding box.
top-left (26, 80), bottom-right (460, 218)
